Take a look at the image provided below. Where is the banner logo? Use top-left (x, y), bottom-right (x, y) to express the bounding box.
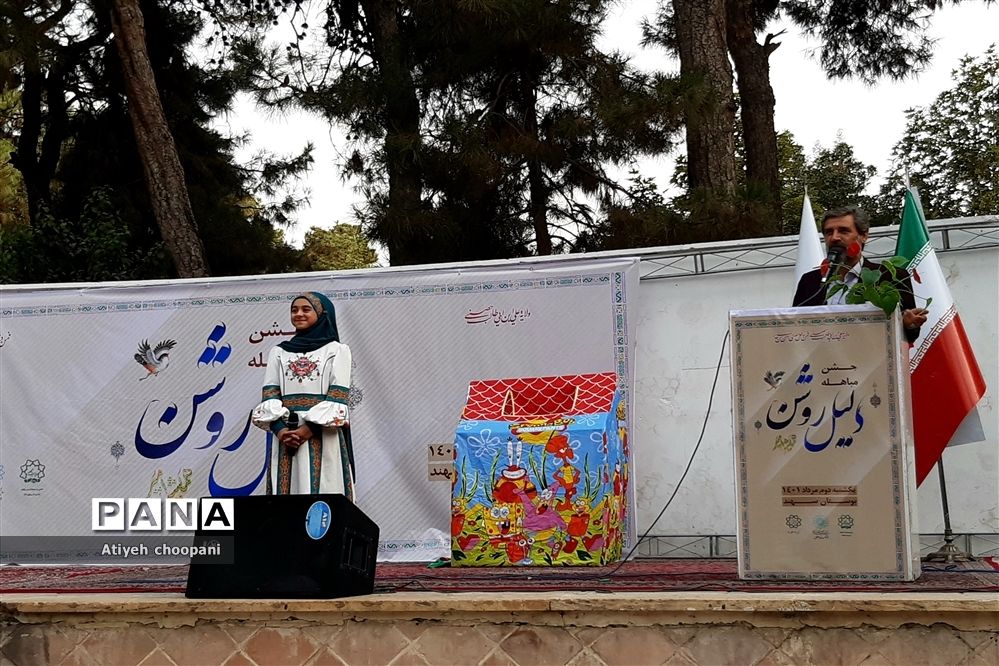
top-left (19, 459), bottom-right (45, 483)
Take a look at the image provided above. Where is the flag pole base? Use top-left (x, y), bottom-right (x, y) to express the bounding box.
top-left (922, 460), bottom-right (976, 563)
top-left (922, 534), bottom-right (975, 564)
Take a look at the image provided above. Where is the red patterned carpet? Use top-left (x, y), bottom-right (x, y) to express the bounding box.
top-left (1, 558), bottom-right (997, 595)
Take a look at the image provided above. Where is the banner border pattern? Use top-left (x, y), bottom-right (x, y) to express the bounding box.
top-left (1, 276), bottom-right (613, 319)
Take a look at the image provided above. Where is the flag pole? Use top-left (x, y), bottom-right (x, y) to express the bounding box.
top-left (922, 455), bottom-right (975, 563)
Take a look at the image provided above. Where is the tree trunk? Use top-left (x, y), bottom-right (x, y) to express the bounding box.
top-left (14, 63), bottom-right (46, 222)
top-left (360, 0), bottom-right (424, 266)
top-left (673, 0), bottom-right (736, 196)
top-left (110, 0), bottom-right (209, 277)
top-left (726, 0), bottom-right (782, 233)
top-left (9, 2), bottom-right (75, 223)
top-left (521, 73), bottom-right (552, 256)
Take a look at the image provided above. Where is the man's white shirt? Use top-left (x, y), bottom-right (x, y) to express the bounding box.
top-left (826, 255), bottom-right (864, 305)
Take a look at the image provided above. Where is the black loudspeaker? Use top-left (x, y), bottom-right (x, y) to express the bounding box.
top-left (185, 494), bottom-right (379, 599)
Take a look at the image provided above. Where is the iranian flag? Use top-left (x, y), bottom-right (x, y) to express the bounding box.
top-left (895, 188), bottom-right (986, 485)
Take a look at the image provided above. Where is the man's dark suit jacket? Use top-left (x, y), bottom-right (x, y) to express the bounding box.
top-left (792, 258), bottom-right (921, 343)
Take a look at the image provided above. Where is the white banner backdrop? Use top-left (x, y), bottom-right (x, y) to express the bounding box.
top-left (0, 257), bottom-right (638, 561)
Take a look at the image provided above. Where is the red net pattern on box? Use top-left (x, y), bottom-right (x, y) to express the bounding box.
top-left (461, 372), bottom-right (617, 420)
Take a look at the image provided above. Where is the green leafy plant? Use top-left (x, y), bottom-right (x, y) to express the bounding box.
top-left (825, 256), bottom-right (931, 316)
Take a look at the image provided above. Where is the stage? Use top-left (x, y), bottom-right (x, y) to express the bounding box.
top-left (2, 559), bottom-right (996, 665)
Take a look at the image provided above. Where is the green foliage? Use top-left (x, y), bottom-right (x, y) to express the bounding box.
top-left (777, 132), bottom-right (878, 231)
top-left (666, 127), bottom-right (877, 238)
top-left (641, 0), bottom-right (974, 244)
top-left (238, 0), bottom-right (685, 262)
top-left (7, 0), bottom-right (977, 270)
top-left (3, 0), bottom-right (309, 281)
top-left (0, 138), bottom-right (29, 227)
top-left (577, 171), bottom-right (685, 250)
top-left (0, 188), bottom-right (163, 284)
top-left (300, 224), bottom-right (377, 271)
top-left (0, 88), bottom-right (19, 140)
top-left (682, 185), bottom-right (781, 241)
top-left (782, 1), bottom-right (944, 83)
top-left (824, 256), bottom-right (931, 317)
top-left (777, 130), bottom-right (810, 229)
top-left (877, 47), bottom-right (999, 221)
top-left (805, 136), bottom-right (876, 207)
top-left (413, 0), bottom-right (684, 257)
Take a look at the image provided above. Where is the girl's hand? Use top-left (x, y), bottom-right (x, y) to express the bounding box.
top-left (277, 428), bottom-right (302, 448)
top-left (292, 425), bottom-right (313, 441)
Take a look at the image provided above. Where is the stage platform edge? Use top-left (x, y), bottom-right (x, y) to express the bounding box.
top-left (2, 591), bottom-right (996, 665)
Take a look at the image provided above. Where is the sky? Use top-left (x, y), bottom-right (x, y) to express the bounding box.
top-left (215, 1), bottom-right (998, 248)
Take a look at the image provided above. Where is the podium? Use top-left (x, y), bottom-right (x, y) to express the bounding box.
top-left (729, 305), bottom-right (920, 581)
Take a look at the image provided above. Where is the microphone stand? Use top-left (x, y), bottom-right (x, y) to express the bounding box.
top-left (923, 457), bottom-right (975, 563)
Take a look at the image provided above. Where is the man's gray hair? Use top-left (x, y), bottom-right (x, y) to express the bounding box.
top-left (821, 205), bottom-right (870, 234)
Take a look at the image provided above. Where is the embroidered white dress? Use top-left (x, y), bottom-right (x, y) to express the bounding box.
top-left (251, 341), bottom-right (353, 497)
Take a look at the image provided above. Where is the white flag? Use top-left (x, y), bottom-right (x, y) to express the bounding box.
top-left (793, 191), bottom-right (824, 297)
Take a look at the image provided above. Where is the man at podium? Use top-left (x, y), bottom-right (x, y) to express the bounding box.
top-left (792, 205), bottom-right (927, 343)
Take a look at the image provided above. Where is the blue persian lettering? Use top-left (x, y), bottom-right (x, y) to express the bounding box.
top-left (135, 379), bottom-right (226, 459)
top-left (209, 429), bottom-right (271, 496)
top-left (194, 411), bottom-right (226, 449)
top-left (853, 405), bottom-right (864, 433)
top-left (804, 390), bottom-right (861, 453)
top-left (197, 323), bottom-right (231, 367)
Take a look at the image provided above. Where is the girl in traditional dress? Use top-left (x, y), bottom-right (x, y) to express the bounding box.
top-left (252, 292), bottom-right (355, 499)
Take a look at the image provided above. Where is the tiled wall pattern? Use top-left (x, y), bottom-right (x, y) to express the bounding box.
top-left (2, 613), bottom-right (996, 665)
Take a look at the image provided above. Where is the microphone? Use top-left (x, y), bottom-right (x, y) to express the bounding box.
top-left (285, 411), bottom-right (301, 455)
top-left (820, 245), bottom-right (846, 283)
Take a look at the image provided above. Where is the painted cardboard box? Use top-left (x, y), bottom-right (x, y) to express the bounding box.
top-left (451, 372), bottom-right (629, 566)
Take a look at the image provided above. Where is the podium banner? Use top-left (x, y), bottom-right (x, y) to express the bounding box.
top-left (729, 305), bottom-right (920, 580)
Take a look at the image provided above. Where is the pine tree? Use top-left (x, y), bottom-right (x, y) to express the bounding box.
top-left (877, 47), bottom-right (999, 221)
top-left (238, 0), bottom-right (684, 262)
top-left (301, 224), bottom-right (378, 270)
top-left (2, 0), bottom-right (309, 282)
